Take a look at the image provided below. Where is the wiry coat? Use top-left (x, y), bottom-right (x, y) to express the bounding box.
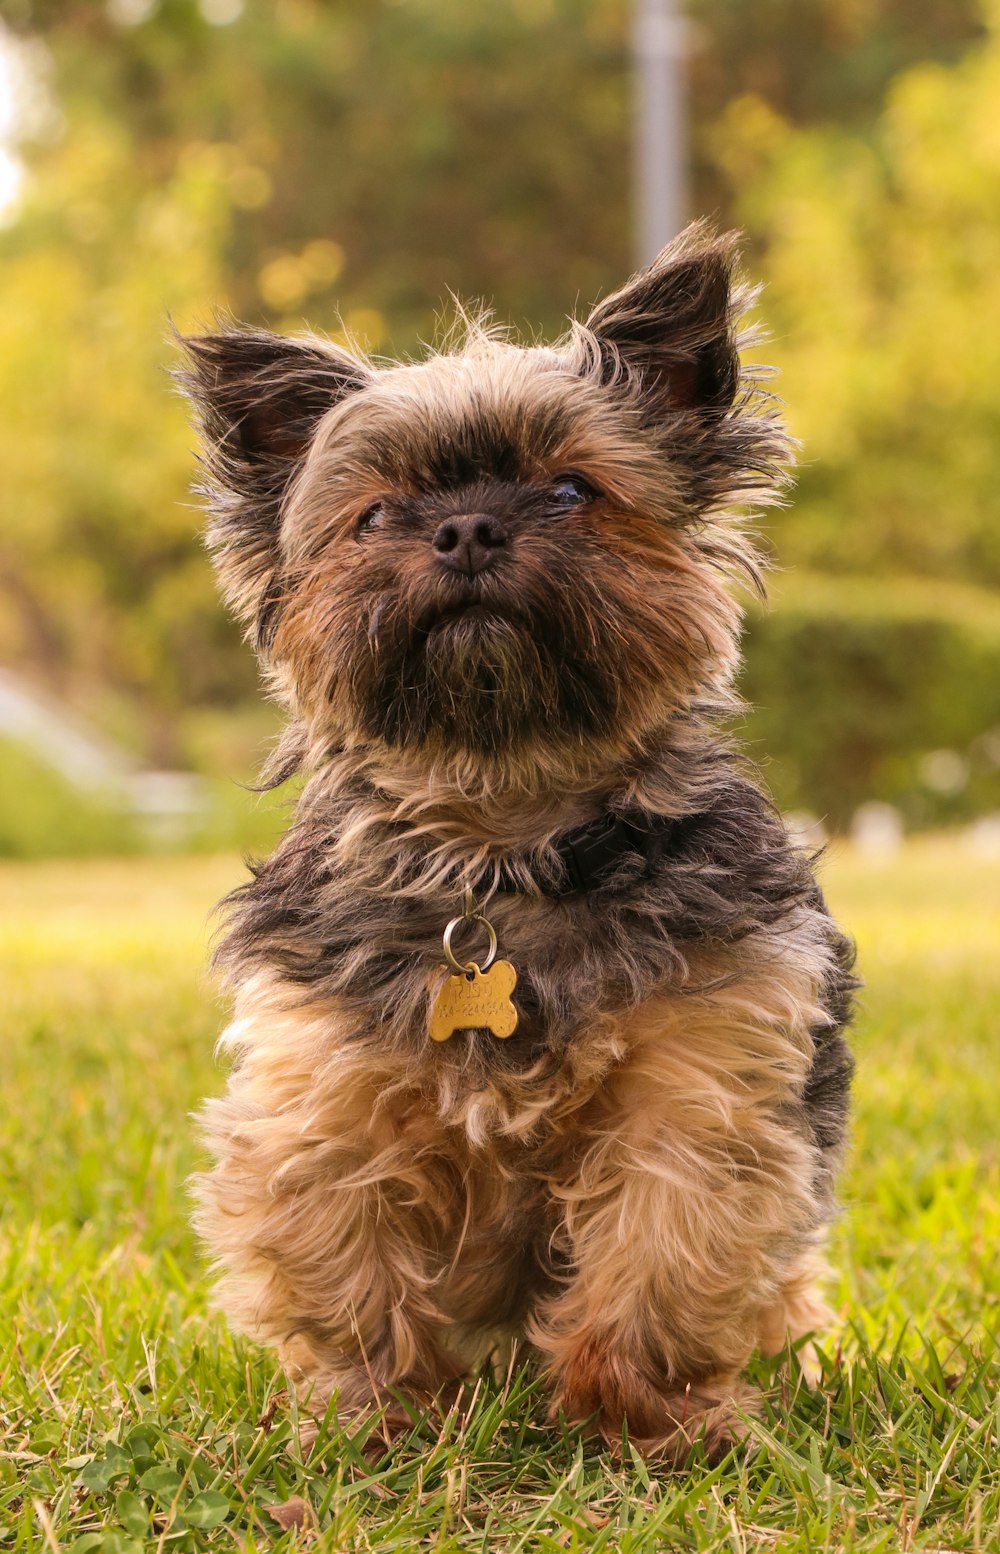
top-left (182, 223), bottom-right (855, 1461)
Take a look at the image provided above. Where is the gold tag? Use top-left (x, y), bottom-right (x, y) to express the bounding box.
top-left (428, 959), bottom-right (519, 1042)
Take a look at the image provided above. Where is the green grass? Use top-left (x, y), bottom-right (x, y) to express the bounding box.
top-left (2, 839), bottom-right (998, 1551)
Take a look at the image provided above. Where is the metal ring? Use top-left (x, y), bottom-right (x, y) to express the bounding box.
top-left (442, 912), bottom-right (498, 975)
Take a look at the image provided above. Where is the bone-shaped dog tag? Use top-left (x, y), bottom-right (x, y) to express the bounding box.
top-left (428, 959), bottom-right (519, 1042)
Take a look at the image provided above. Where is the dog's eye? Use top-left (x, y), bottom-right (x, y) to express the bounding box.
top-left (546, 474), bottom-right (597, 512)
top-left (356, 499), bottom-right (387, 534)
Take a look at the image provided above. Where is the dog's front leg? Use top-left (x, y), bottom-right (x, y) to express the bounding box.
top-left (192, 983), bottom-right (465, 1433)
top-left (533, 993), bottom-right (826, 1462)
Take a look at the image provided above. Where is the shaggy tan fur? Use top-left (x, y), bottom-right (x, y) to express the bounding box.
top-left (183, 222), bottom-right (855, 1462)
top-left (195, 913), bottom-right (836, 1460)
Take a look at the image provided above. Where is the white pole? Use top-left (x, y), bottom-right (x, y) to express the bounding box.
top-left (632, 0), bottom-right (686, 267)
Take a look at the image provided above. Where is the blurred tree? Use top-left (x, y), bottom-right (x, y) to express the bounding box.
top-left (690, 0), bottom-right (983, 125)
top-left (0, 106), bottom-right (253, 758)
top-left (0, 0), bottom-right (996, 801)
top-left (1, 0), bottom-right (634, 347)
top-left (1, 0), bottom-right (983, 348)
top-left (715, 3), bottom-right (1000, 585)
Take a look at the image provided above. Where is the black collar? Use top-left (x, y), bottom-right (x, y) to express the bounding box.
top-left (493, 807), bottom-right (696, 899)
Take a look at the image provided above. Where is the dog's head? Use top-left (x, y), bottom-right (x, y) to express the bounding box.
top-left (181, 223), bottom-right (789, 782)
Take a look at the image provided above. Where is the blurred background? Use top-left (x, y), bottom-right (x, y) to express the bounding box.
top-left (1, 0), bottom-right (998, 857)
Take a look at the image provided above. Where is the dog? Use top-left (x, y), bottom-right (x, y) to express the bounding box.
top-left (181, 220), bottom-right (855, 1462)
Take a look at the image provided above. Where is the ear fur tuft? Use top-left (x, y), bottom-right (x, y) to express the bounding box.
top-left (176, 323), bottom-right (372, 649)
top-left (569, 220), bottom-right (793, 516)
top-left (582, 220), bottom-right (742, 415)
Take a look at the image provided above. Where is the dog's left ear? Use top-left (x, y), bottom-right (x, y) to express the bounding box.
top-left (581, 221), bottom-right (741, 417)
top-left (177, 324), bottom-right (373, 647)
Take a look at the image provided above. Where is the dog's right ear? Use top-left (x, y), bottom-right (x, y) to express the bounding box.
top-left (579, 222), bottom-right (741, 419)
top-left (177, 325), bottom-right (372, 648)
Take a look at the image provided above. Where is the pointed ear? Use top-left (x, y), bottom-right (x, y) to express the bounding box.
top-left (581, 222), bottom-right (742, 417)
top-left (177, 324), bottom-right (372, 647)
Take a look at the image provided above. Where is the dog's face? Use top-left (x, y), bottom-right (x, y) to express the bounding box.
top-left (182, 224), bottom-right (787, 774)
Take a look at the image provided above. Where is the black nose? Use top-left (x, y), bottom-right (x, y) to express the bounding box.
top-left (432, 512), bottom-right (507, 576)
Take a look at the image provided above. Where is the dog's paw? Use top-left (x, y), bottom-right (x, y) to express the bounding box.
top-left (551, 1343), bottom-right (758, 1467)
top-left (623, 1381), bottom-right (758, 1466)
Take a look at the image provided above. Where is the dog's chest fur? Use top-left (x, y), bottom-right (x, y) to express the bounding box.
top-left (216, 759), bottom-right (854, 1166)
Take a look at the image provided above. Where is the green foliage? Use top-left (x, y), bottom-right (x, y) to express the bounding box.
top-left (0, 739), bottom-right (287, 858)
top-left (718, 4), bottom-right (1000, 587)
top-left (2, 843), bottom-right (998, 1548)
top-left (10, 0), bottom-right (637, 345)
top-left (0, 106), bottom-right (256, 756)
top-left (0, 739), bottom-right (142, 857)
top-left (742, 572), bottom-right (1000, 827)
top-left (1, 0), bottom-right (998, 824)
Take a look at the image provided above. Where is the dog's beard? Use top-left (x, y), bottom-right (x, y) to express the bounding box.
top-left (281, 524), bottom-right (731, 765)
top-left (345, 578), bottom-right (625, 755)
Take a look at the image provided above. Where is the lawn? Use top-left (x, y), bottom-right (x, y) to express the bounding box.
top-left (2, 839), bottom-right (998, 1552)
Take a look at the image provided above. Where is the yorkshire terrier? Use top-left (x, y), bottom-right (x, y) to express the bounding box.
top-left (181, 221), bottom-right (855, 1462)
